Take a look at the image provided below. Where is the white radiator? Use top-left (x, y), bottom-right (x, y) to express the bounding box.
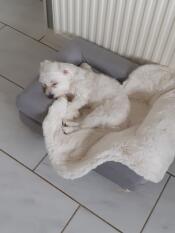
top-left (52, 0), bottom-right (175, 68)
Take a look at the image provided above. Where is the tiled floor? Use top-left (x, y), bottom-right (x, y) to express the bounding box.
top-left (0, 0), bottom-right (45, 40)
top-left (0, 1), bottom-right (175, 233)
top-left (0, 27), bottom-right (56, 88)
top-left (0, 151), bottom-right (78, 233)
top-left (0, 22), bottom-right (4, 29)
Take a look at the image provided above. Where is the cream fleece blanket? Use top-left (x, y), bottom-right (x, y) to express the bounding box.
top-left (43, 65), bottom-right (175, 183)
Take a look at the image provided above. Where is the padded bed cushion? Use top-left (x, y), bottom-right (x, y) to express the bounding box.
top-left (16, 37), bottom-right (146, 190)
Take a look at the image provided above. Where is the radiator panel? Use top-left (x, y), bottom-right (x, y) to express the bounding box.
top-left (52, 0), bottom-right (175, 68)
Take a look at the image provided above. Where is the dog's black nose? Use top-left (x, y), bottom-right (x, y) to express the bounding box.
top-left (47, 94), bottom-right (54, 99)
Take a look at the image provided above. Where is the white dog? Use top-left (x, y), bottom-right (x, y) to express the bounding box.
top-left (39, 60), bottom-right (130, 134)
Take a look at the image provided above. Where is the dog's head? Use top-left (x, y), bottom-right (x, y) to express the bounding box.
top-left (39, 60), bottom-right (76, 99)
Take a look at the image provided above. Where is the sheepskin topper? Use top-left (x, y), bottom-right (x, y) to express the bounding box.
top-left (43, 64), bottom-right (175, 183)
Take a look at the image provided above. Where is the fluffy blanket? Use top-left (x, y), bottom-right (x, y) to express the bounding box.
top-left (43, 65), bottom-right (175, 183)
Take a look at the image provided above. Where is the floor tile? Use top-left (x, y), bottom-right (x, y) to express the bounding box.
top-left (0, 151), bottom-right (78, 233)
top-left (168, 159), bottom-right (175, 176)
top-left (0, 76), bottom-right (46, 169)
top-left (0, 27), bottom-right (56, 88)
top-left (0, 0), bottom-right (45, 39)
top-left (0, 23), bottom-right (4, 29)
top-left (36, 157), bottom-right (169, 233)
top-left (142, 177), bottom-right (175, 233)
top-left (41, 31), bottom-right (71, 51)
top-left (63, 207), bottom-right (120, 233)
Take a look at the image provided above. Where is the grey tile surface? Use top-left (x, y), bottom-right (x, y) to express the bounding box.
top-left (0, 0), bottom-right (45, 39)
top-left (63, 207), bottom-right (120, 233)
top-left (0, 27), bottom-right (56, 88)
top-left (36, 157), bottom-right (169, 233)
top-left (0, 150), bottom-right (78, 233)
top-left (0, 22), bottom-right (4, 29)
top-left (41, 31), bottom-right (70, 51)
top-left (142, 177), bottom-right (175, 233)
top-left (0, 76), bottom-right (46, 169)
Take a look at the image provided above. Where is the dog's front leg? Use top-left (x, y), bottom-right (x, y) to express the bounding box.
top-left (80, 98), bottom-right (130, 130)
top-left (62, 95), bottom-right (88, 134)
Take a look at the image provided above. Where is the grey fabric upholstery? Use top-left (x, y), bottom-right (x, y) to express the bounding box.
top-left (55, 38), bottom-right (138, 81)
top-left (17, 80), bottom-right (52, 124)
top-left (16, 38), bottom-right (146, 190)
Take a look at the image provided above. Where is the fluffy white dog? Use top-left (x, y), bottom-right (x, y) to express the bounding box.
top-left (39, 60), bottom-right (130, 134)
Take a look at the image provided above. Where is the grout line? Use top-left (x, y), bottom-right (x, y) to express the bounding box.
top-left (0, 148), bottom-right (40, 172)
top-left (167, 171), bottom-right (175, 177)
top-left (140, 175), bottom-right (171, 233)
top-left (39, 40), bottom-right (58, 51)
top-left (33, 153), bottom-right (48, 171)
top-left (0, 21), bottom-right (58, 52)
top-left (0, 147), bottom-right (123, 233)
top-left (38, 34), bottom-right (46, 42)
top-left (0, 20), bottom-right (44, 41)
top-left (0, 73), bottom-right (24, 89)
top-left (60, 205), bottom-right (80, 233)
top-left (38, 40), bottom-right (59, 51)
top-left (78, 206), bottom-right (123, 233)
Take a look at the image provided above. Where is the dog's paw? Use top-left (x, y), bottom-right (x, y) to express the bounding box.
top-left (62, 120), bottom-right (79, 127)
top-left (62, 126), bottom-right (78, 134)
top-left (62, 120), bottom-right (80, 134)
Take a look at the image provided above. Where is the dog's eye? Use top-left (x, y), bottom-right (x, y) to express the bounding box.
top-left (42, 84), bottom-right (47, 89)
top-left (52, 82), bottom-right (58, 87)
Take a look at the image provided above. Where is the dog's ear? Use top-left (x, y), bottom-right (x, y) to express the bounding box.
top-left (60, 63), bottom-right (76, 77)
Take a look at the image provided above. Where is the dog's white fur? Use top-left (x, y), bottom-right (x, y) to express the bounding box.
top-left (39, 60), bottom-right (130, 133)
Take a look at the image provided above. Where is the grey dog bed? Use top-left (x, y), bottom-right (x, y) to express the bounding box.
top-left (16, 38), bottom-right (146, 190)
